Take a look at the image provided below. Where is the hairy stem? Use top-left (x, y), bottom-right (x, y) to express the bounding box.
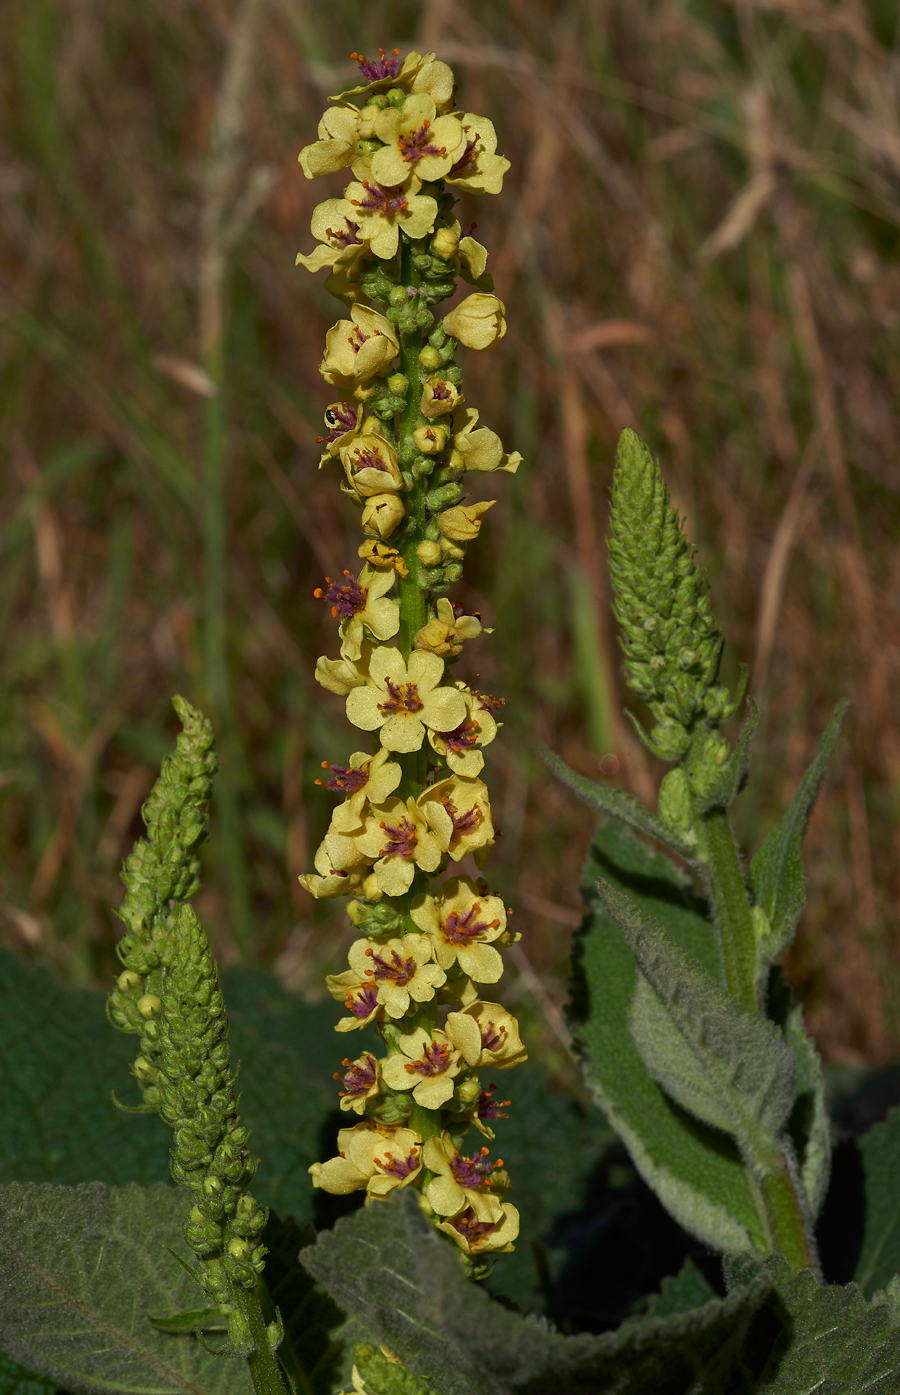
top-left (696, 806), bottom-right (759, 1014)
top-left (232, 1283), bottom-right (289, 1395)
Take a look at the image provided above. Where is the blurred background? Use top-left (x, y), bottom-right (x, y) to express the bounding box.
top-left (2, 0), bottom-right (899, 1074)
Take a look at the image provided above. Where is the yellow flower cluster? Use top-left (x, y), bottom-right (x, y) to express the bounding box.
top-left (297, 46), bottom-right (525, 1261)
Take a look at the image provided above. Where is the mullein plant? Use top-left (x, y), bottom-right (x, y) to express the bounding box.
top-left (295, 47), bottom-right (525, 1265)
top-left (550, 428), bottom-right (847, 1277)
top-left (106, 698), bottom-right (288, 1395)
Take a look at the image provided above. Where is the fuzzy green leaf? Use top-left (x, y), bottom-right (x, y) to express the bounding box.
top-left (767, 969), bottom-right (830, 1218)
top-left (0, 1350), bottom-right (59, 1395)
top-left (301, 1189), bottom-right (769, 1395)
top-left (749, 702), bottom-right (847, 967)
top-left (855, 1106), bottom-right (900, 1297)
top-left (0, 1182), bottom-right (252, 1395)
top-left (725, 1253), bottom-right (900, 1392)
top-left (0, 947), bottom-right (334, 1226)
top-left (542, 745), bottom-right (698, 864)
top-left (147, 1308), bottom-right (230, 1334)
top-left (571, 821), bottom-right (766, 1253)
top-left (646, 1259), bottom-right (719, 1318)
top-left (597, 879), bottom-right (797, 1162)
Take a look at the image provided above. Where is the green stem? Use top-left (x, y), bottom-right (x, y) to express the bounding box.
top-left (751, 1143), bottom-right (819, 1275)
top-left (697, 806), bottom-right (817, 1271)
top-left (696, 806), bottom-right (758, 1014)
top-left (232, 1282), bottom-right (289, 1395)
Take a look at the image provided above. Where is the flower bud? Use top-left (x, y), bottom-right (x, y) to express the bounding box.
top-left (117, 971), bottom-right (141, 994)
top-left (455, 1075), bottom-right (482, 1108)
top-left (418, 345), bottom-right (441, 370)
top-left (437, 500), bottom-right (496, 542)
top-left (416, 540), bottom-right (443, 566)
top-left (413, 424), bottom-right (448, 455)
top-left (431, 226), bottom-right (460, 260)
top-left (227, 1237), bottom-right (249, 1260)
top-left (358, 103), bottom-right (380, 139)
top-left (361, 492), bottom-right (405, 539)
top-left (443, 294), bottom-right (507, 350)
top-left (387, 372), bottom-right (409, 396)
top-left (137, 994), bottom-right (161, 1018)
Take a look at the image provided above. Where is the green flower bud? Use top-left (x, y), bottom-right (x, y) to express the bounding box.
top-left (418, 345), bottom-right (441, 370)
top-left (137, 994), bottom-right (161, 1018)
top-left (387, 372), bottom-right (409, 396)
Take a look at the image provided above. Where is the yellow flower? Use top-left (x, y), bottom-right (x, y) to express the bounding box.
top-left (419, 376), bottom-right (463, 419)
top-left (340, 427), bottom-right (404, 498)
top-left (449, 406), bottom-right (522, 474)
top-left (314, 564), bottom-right (399, 662)
top-left (444, 114), bottom-right (511, 196)
top-left (380, 1027), bottom-right (462, 1109)
top-left (315, 639), bottom-right (375, 696)
top-left (443, 293), bottom-right (507, 350)
top-left (423, 1132), bottom-right (507, 1222)
top-left (428, 685), bottom-right (499, 775)
top-left (418, 774), bottom-right (494, 860)
top-left (436, 500), bottom-right (496, 544)
top-left (332, 50), bottom-right (455, 114)
top-left (317, 747), bottom-right (402, 834)
top-left (351, 797), bottom-right (443, 896)
top-left (334, 1051), bottom-right (380, 1114)
top-left (414, 598), bottom-right (488, 662)
top-left (357, 539), bottom-right (409, 575)
top-left (296, 196), bottom-right (369, 280)
top-left (321, 304), bottom-right (399, 386)
top-left (361, 492), bottom-right (406, 538)
top-left (410, 876), bottom-right (505, 983)
top-left (370, 95), bottom-right (465, 186)
top-left (343, 177), bottom-right (438, 261)
top-left (347, 933), bottom-right (446, 1017)
top-left (298, 827), bottom-right (371, 899)
top-left (316, 401), bottom-right (364, 469)
top-left (435, 1202), bottom-right (519, 1255)
top-left (446, 1000), bottom-right (528, 1070)
top-left (345, 647), bottom-right (467, 753)
top-left (413, 424), bottom-right (448, 457)
top-left (310, 1120), bottom-right (422, 1196)
top-left (298, 104), bottom-right (369, 180)
top-left (325, 972), bottom-right (383, 1032)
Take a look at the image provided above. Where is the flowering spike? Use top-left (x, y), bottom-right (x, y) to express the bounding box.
top-left (296, 46), bottom-right (523, 1261)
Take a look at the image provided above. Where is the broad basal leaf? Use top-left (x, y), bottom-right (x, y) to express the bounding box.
top-left (647, 1259), bottom-right (719, 1319)
top-left (0, 1182), bottom-right (251, 1395)
top-left (855, 1106), bottom-right (900, 1298)
top-left (301, 1189), bottom-right (769, 1395)
top-left (570, 820), bottom-right (766, 1254)
top-left (597, 880), bottom-right (797, 1164)
top-left (726, 1253), bottom-right (900, 1393)
top-left (749, 702), bottom-right (847, 968)
top-left (0, 1350), bottom-right (59, 1395)
top-left (0, 948), bottom-right (334, 1224)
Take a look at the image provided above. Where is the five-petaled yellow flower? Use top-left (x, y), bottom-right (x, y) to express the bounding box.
top-left (345, 647), bottom-right (467, 752)
top-left (380, 1027), bottom-right (462, 1109)
top-left (411, 876), bottom-right (506, 982)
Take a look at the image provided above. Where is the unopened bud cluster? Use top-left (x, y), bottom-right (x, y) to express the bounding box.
top-left (108, 700), bottom-right (268, 1335)
top-left (297, 47), bottom-right (524, 1260)
top-left (608, 430), bottom-right (746, 788)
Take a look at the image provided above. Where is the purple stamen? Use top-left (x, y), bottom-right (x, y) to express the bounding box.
top-left (378, 678), bottom-right (424, 717)
top-left (316, 761), bottom-right (370, 795)
top-left (478, 1084), bottom-right (510, 1120)
top-left (449, 136), bottom-right (480, 179)
top-left (480, 1019), bottom-right (504, 1053)
top-left (443, 904), bottom-right (495, 944)
top-left (375, 1147), bottom-right (419, 1179)
top-left (335, 1052), bottom-right (378, 1098)
top-left (351, 180), bottom-right (410, 217)
top-left (398, 121), bottom-right (447, 165)
top-left (405, 1040), bottom-right (453, 1077)
top-left (314, 571), bottom-right (367, 620)
top-left (378, 818), bottom-right (418, 861)
top-left (326, 218), bottom-right (362, 248)
top-left (444, 716), bottom-right (480, 755)
top-left (318, 401), bottom-right (357, 446)
top-left (347, 985), bottom-right (380, 1019)
top-left (440, 794), bottom-right (482, 836)
top-left (452, 1207), bottom-right (499, 1245)
top-left (451, 1147), bottom-right (499, 1188)
top-left (351, 48), bottom-right (401, 82)
top-left (368, 948), bottom-right (417, 987)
